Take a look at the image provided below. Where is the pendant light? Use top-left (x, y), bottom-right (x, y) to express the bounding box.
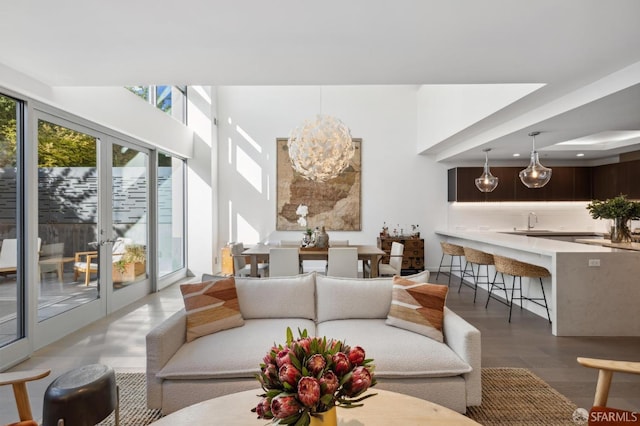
top-left (519, 131), bottom-right (552, 188)
top-left (475, 148), bottom-right (499, 192)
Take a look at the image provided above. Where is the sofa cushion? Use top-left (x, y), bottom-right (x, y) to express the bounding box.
top-left (317, 319), bottom-right (471, 378)
top-left (316, 270), bottom-right (431, 322)
top-left (157, 318), bottom-right (317, 380)
top-left (180, 278), bottom-right (244, 342)
top-left (235, 272), bottom-right (316, 319)
top-left (386, 276), bottom-right (448, 343)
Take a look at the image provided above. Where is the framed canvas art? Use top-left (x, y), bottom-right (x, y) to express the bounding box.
top-left (276, 138), bottom-right (361, 231)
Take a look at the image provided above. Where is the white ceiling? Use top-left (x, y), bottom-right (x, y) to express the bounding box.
top-left (2, 0), bottom-right (640, 164)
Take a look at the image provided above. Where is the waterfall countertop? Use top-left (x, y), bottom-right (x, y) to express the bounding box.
top-left (435, 229), bottom-right (613, 255)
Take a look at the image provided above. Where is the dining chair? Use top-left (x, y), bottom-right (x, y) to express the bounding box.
top-left (231, 242), bottom-right (268, 277)
top-left (326, 247), bottom-right (358, 278)
top-left (268, 247), bottom-right (301, 277)
top-left (378, 241), bottom-right (404, 277)
top-left (577, 357), bottom-right (640, 425)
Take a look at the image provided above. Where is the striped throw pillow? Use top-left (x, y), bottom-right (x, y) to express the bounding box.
top-left (386, 276), bottom-right (448, 342)
top-left (180, 277), bottom-right (244, 342)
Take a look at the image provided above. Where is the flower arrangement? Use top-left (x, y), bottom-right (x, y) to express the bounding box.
top-left (252, 328), bottom-right (376, 425)
top-left (586, 194), bottom-right (640, 220)
top-left (296, 204), bottom-right (309, 228)
top-left (587, 195), bottom-right (640, 242)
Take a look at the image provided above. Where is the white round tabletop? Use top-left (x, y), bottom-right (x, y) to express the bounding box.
top-left (152, 388), bottom-right (479, 425)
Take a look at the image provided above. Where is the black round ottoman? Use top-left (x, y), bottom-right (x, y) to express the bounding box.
top-left (43, 364), bottom-right (119, 426)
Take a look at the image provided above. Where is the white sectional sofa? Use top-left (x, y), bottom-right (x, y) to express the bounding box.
top-left (146, 271), bottom-right (481, 414)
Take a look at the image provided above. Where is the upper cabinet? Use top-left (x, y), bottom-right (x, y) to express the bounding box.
top-left (448, 165), bottom-right (594, 202)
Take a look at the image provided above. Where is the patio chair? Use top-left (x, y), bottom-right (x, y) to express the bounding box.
top-left (73, 238), bottom-right (131, 286)
top-left (0, 238), bottom-right (42, 279)
top-left (0, 368), bottom-right (51, 426)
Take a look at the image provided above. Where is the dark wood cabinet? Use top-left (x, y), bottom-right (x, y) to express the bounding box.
top-left (377, 237), bottom-right (424, 275)
top-left (448, 166), bottom-right (592, 202)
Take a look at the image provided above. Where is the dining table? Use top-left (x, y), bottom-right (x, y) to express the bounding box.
top-left (241, 244), bottom-right (386, 277)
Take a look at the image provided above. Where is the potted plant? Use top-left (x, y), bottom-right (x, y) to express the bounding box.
top-left (113, 244), bottom-right (146, 282)
top-left (586, 195), bottom-right (640, 243)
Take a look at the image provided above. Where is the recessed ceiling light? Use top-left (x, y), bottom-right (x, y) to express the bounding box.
top-left (576, 153), bottom-right (585, 157)
top-left (512, 153), bottom-right (520, 157)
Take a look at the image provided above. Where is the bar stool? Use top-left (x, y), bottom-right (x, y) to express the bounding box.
top-left (491, 255), bottom-right (551, 323)
top-left (459, 247), bottom-right (495, 303)
top-left (436, 242), bottom-right (465, 287)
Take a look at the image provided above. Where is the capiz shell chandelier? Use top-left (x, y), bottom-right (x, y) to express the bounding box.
top-left (287, 114), bottom-right (355, 182)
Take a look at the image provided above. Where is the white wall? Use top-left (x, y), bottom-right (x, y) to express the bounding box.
top-left (216, 85), bottom-right (449, 271)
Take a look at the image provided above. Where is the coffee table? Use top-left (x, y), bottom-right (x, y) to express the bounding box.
top-left (151, 388), bottom-right (479, 425)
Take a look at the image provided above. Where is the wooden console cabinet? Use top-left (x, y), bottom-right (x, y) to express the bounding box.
top-left (377, 237), bottom-right (425, 275)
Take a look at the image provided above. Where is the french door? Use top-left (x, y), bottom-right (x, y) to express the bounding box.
top-left (33, 112), bottom-right (151, 348)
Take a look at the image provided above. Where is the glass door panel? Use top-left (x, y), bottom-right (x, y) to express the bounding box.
top-left (158, 152), bottom-right (185, 279)
top-left (0, 94), bottom-right (21, 348)
top-left (37, 120), bottom-right (100, 321)
top-left (111, 144), bottom-right (148, 291)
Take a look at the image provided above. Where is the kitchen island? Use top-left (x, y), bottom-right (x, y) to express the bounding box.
top-left (436, 229), bottom-right (640, 336)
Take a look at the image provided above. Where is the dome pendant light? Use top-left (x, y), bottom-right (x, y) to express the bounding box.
top-left (475, 148), bottom-right (499, 192)
top-left (519, 131), bottom-right (552, 188)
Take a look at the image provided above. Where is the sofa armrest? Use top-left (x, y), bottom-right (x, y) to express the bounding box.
top-left (443, 307), bottom-right (482, 406)
top-left (146, 309), bottom-right (187, 409)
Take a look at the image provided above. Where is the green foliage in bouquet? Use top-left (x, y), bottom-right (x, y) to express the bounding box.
top-left (252, 328), bottom-right (377, 425)
top-left (586, 194), bottom-right (640, 220)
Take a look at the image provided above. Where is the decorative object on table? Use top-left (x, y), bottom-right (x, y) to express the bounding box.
top-left (302, 228), bottom-right (315, 247)
top-left (287, 115), bottom-right (355, 182)
top-left (276, 138), bottom-right (361, 232)
top-left (586, 194), bottom-right (640, 243)
top-left (410, 224), bottom-right (420, 238)
top-left (475, 148), bottom-right (499, 192)
top-left (519, 131), bottom-right (552, 188)
top-left (252, 328), bottom-right (376, 426)
top-left (380, 222), bottom-right (389, 238)
top-left (315, 226), bottom-right (329, 249)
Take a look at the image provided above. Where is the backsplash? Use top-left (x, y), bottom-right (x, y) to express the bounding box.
top-left (447, 201), bottom-right (614, 233)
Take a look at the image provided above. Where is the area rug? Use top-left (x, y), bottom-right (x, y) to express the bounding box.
top-left (466, 368), bottom-right (578, 425)
top-left (98, 368), bottom-right (578, 425)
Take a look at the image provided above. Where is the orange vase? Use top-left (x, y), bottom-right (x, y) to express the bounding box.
top-left (309, 407), bottom-right (337, 426)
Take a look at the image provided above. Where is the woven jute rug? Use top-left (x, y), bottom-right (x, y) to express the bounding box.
top-left (98, 368), bottom-right (578, 425)
top-left (466, 368), bottom-right (578, 425)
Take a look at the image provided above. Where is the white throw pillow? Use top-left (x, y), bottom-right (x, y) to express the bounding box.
top-left (235, 272), bottom-right (316, 319)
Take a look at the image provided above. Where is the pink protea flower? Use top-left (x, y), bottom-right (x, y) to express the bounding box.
top-left (332, 352), bottom-right (351, 376)
top-left (255, 397), bottom-right (273, 419)
top-left (294, 337), bottom-right (312, 354)
top-left (307, 353), bottom-right (326, 375)
top-left (276, 348), bottom-right (292, 368)
top-left (342, 366), bottom-right (372, 397)
top-left (278, 363), bottom-right (301, 387)
top-left (263, 346), bottom-right (278, 364)
top-left (348, 346), bottom-right (366, 366)
top-left (260, 363), bottom-right (279, 387)
top-left (297, 376), bottom-right (321, 407)
top-left (271, 395), bottom-right (301, 419)
top-left (319, 370), bottom-right (339, 395)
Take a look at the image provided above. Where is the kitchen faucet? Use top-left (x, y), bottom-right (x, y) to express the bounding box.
top-left (527, 212), bottom-right (538, 230)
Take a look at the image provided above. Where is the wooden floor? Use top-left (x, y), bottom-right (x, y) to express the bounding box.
top-left (1, 271), bottom-right (639, 421)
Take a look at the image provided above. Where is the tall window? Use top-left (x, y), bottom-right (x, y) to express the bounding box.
top-left (126, 86), bottom-right (187, 124)
top-left (158, 152), bottom-right (185, 276)
top-left (0, 93), bottom-right (22, 347)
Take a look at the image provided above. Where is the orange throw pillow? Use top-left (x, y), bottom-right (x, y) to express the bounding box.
top-left (386, 276), bottom-right (448, 342)
top-left (180, 277), bottom-right (244, 342)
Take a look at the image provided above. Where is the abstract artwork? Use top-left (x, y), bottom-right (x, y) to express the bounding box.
top-left (276, 138), bottom-right (361, 231)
